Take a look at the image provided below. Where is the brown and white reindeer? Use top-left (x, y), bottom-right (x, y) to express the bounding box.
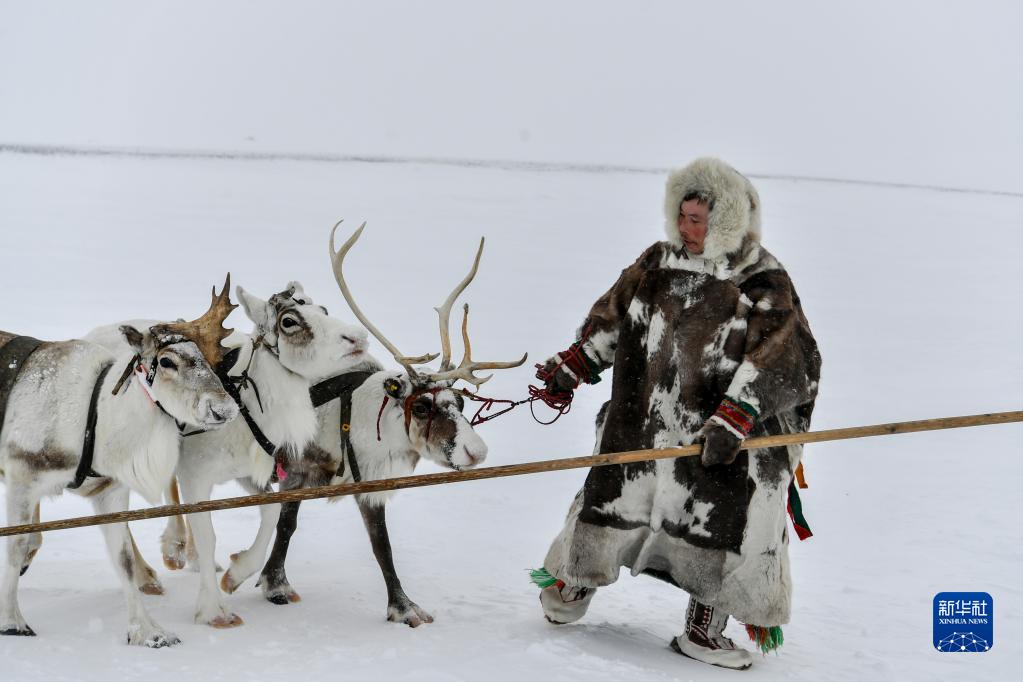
top-left (0, 279), bottom-right (239, 647)
top-left (85, 281), bottom-right (374, 628)
top-left (257, 220), bottom-right (526, 627)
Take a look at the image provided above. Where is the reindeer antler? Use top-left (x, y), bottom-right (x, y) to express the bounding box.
top-left (151, 273), bottom-right (238, 366)
top-left (329, 219), bottom-right (439, 378)
top-left (427, 304), bottom-right (527, 387)
top-left (426, 237), bottom-right (526, 387)
top-left (434, 237), bottom-right (484, 371)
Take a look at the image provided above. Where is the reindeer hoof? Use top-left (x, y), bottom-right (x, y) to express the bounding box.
top-left (266, 590), bottom-right (301, 605)
top-left (142, 632), bottom-right (181, 648)
top-left (127, 623), bottom-right (180, 648)
top-left (265, 588), bottom-right (300, 605)
top-left (220, 571), bottom-right (240, 594)
top-left (387, 602), bottom-right (434, 628)
top-left (208, 613), bottom-right (244, 629)
top-left (138, 582), bottom-right (164, 596)
top-left (21, 548), bottom-right (39, 575)
top-left (1, 625), bottom-right (36, 636)
top-left (261, 579), bottom-right (301, 605)
top-left (162, 554), bottom-right (186, 571)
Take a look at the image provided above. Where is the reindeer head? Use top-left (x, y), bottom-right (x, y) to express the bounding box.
top-left (329, 220), bottom-right (527, 471)
top-left (236, 281), bottom-right (370, 380)
top-left (370, 372), bottom-right (486, 469)
top-left (120, 275), bottom-right (240, 429)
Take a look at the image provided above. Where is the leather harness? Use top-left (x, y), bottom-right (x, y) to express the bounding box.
top-left (68, 362), bottom-right (114, 489)
top-left (308, 370), bottom-right (376, 483)
top-left (0, 336), bottom-right (44, 439)
top-left (0, 335), bottom-right (113, 490)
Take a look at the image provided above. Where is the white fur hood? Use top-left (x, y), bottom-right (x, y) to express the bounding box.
top-left (663, 157), bottom-right (762, 261)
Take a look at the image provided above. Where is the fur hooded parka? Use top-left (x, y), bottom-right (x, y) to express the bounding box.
top-left (542, 158), bottom-right (821, 628)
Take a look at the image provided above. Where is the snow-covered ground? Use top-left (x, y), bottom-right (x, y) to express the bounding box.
top-left (2, 2), bottom-right (1022, 679)
top-left (0, 150), bottom-right (1021, 681)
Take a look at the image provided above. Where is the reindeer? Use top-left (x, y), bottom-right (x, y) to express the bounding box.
top-left (0, 279), bottom-right (239, 647)
top-left (256, 220), bottom-right (526, 627)
top-left (84, 282), bottom-right (374, 628)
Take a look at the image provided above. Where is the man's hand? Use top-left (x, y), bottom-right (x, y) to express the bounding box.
top-left (698, 420), bottom-right (743, 467)
top-left (537, 355), bottom-right (581, 394)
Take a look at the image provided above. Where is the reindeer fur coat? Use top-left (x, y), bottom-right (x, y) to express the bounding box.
top-left (543, 159), bottom-right (821, 627)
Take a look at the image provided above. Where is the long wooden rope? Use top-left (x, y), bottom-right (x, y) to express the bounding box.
top-left (1, 410), bottom-right (1020, 538)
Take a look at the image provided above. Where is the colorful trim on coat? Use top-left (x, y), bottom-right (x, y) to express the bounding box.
top-left (528, 567), bottom-right (565, 589)
top-left (745, 624), bottom-right (784, 654)
top-left (709, 396), bottom-right (759, 439)
top-left (787, 479), bottom-right (813, 541)
top-left (556, 341), bottom-right (602, 386)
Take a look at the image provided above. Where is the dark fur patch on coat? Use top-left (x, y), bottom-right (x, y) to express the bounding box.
top-left (548, 240), bottom-right (821, 624)
top-left (9, 447), bottom-right (77, 472)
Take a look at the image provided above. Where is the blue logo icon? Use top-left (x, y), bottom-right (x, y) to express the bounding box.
top-left (933, 592), bottom-right (993, 652)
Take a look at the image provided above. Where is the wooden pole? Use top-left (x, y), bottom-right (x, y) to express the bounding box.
top-left (1, 410), bottom-right (1020, 538)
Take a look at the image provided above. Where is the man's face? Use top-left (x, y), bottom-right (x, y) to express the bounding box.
top-left (677, 199), bottom-right (710, 254)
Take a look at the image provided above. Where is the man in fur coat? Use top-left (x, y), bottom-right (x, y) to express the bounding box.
top-left (532, 157), bottom-right (821, 671)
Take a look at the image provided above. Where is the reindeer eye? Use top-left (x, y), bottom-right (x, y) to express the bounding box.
top-left (280, 315), bottom-right (299, 330)
top-left (159, 357), bottom-right (178, 371)
top-left (412, 401), bottom-right (431, 418)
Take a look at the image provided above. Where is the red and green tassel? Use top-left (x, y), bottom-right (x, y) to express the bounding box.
top-left (745, 624), bottom-right (784, 654)
top-left (528, 567), bottom-right (564, 589)
top-left (786, 478), bottom-right (813, 541)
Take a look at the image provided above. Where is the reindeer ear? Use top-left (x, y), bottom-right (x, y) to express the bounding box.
top-left (383, 376), bottom-right (408, 399)
top-left (287, 281), bottom-right (310, 306)
top-left (236, 286), bottom-right (273, 332)
top-left (119, 325), bottom-right (145, 354)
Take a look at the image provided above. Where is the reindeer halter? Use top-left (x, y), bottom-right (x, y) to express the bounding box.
top-left (111, 274), bottom-right (237, 428)
top-left (149, 274), bottom-right (237, 368)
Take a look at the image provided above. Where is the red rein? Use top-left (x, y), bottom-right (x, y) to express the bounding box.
top-left (462, 375), bottom-right (574, 427)
top-left (375, 382), bottom-right (573, 438)
top-left (375, 329), bottom-right (594, 434)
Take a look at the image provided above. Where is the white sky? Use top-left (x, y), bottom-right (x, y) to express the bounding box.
top-left (2, 1), bottom-right (1021, 192)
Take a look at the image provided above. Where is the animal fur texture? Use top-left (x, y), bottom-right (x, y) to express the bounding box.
top-left (544, 158), bottom-right (821, 627)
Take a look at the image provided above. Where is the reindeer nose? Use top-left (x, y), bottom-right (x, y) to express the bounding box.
top-left (342, 335), bottom-right (357, 343)
top-left (204, 396), bottom-right (239, 424)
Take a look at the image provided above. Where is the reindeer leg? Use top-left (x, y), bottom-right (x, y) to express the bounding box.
top-left (177, 474), bottom-right (243, 628)
top-left (357, 497), bottom-right (434, 627)
top-left (20, 503), bottom-right (42, 576)
top-left (1, 485), bottom-right (41, 636)
top-left (258, 497), bottom-right (303, 605)
top-left (92, 485), bottom-right (180, 647)
top-left (160, 478), bottom-right (190, 570)
top-left (129, 531), bottom-right (164, 595)
top-left (221, 477), bottom-right (280, 594)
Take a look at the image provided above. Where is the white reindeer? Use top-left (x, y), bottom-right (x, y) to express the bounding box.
top-left (0, 280), bottom-right (239, 647)
top-left (86, 281), bottom-right (373, 628)
top-left (257, 221), bottom-right (526, 627)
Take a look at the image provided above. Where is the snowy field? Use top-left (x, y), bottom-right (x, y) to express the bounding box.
top-left (0, 150), bottom-right (1021, 682)
top-left (2, 2), bottom-right (1022, 680)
